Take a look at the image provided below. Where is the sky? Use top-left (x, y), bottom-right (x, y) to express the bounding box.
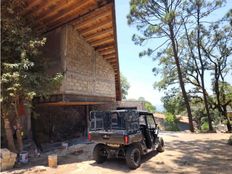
top-left (115, 0), bottom-right (232, 111)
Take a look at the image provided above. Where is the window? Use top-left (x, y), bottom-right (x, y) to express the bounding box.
top-left (139, 115), bottom-right (146, 126)
top-left (90, 112), bottom-right (104, 130)
top-left (111, 113), bottom-right (118, 127)
top-left (146, 115), bottom-right (156, 129)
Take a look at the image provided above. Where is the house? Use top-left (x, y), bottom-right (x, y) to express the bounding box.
top-left (21, 0), bottom-right (122, 143)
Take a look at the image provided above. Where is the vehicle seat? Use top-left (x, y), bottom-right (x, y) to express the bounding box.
top-left (140, 125), bottom-right (152, 148)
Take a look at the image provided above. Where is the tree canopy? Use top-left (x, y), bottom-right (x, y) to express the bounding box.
top-left (120, 73), bottom-right (130, 99)
top-left (127, 0), bottom-right (232, 132)
top-left (1, 0), bottom-right (63, 152)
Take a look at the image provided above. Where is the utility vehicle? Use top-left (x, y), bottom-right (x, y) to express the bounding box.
top-left (88, 110), bottom-right (164, 169)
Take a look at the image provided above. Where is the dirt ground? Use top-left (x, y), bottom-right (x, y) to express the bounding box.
top-left (3, 132), bottom-right (232, 174)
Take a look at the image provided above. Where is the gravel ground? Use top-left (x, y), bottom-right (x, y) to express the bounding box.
top-left (2, 132), bottom-right (232, 174)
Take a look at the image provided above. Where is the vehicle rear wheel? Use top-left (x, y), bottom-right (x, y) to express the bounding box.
top-left (93, 144), bottom-right (107, 164)
top-left (157, 137), bottom-right (164, 152)
top-left (126, 146), bottom-right (141, 169)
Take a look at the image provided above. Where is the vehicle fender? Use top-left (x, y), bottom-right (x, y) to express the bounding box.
top-left (127, 142), bottom-right (143, 153)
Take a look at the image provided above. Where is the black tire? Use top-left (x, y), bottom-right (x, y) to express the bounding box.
top-left (157, 137), bottom-right (164, 152)
top-left (93, 144), bottom-right (107, 164)
top-left (126, 146), bottom-right (141, 169)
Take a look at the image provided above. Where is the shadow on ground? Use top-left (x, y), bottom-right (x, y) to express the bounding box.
top-left (90, 151), bottom-right (159, 172)
top-left (4, 133), bottom-right (232, 174)
top-left (141, 136), bottom-right (232, 174)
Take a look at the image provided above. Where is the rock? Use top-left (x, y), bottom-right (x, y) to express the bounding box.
top-left (0, 148), bottom-right (17, 171)
top-left (156, 161), bottom-right (165, 165)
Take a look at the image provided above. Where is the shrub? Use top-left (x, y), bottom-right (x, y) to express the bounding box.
top-left (228, 135), bottom-right (232, 145)
top-left (201, 122), bottom-right (209, 132)
top-left (164, 112), bottom-right (180, 131)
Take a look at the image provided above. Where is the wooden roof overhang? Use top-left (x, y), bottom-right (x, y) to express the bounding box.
top-left (23, 0), bottom-right (121, 101)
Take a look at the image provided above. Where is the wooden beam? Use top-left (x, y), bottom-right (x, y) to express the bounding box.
top-left (103, 52), bottom-right (115, 58)
top-left (31, 0), bottom-right (65, 20)
top-left (104, 58), bottom-right (115, 63)
top-left (37, 0), bottom-right (96, 30)
top-left (36, 0), bottom-right (80, 25)
top-left (44, 0), bottom-right (95, 28)
top-left (79, 18), bottom-right (112, 36)
top-left (99, 47), bottom-right (115, 53)
top-left (74, 4), bottom-right (112, 30)
top-left (103, 53), bottom-right (115, 59)
top-left (100, 49), bottom-right (115, 56)
top-left (107, 59), bottom-right (117, 63)
top-left (22, 0), bottom-right (42, 16)
top-left (40, 101), bottom-right (106, 106)
top-left (46, 1), bottom-right (97, 30)
top-left (111, 0), bottom-right (121, 101)
top-left (90, 36), bottom-right (114, 47)
top-left (85, 28), bottom-right (113, 42)
top-left (96, 45), bottom-right (114, 52)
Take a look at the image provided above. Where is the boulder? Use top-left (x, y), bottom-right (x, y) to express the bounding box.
top-left (0, 148), bottom-right (17, 171)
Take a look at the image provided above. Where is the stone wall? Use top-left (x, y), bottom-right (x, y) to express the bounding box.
top-left (44, 24), bottom-right (116, 98)
top-left (32, 25), bottom-right (116, 144)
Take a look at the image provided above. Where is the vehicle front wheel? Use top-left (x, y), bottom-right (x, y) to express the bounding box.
top-left (157, 137), bottom-right (164, 152)
top-left (93, 144), bottom-right (107, 164)
top-left (126, 146), bottom-right (141, 169)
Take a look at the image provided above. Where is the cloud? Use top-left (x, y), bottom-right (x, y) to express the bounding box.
top-left (127, 81), bottom-right (164, 106)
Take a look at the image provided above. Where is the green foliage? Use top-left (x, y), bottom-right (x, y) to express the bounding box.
top-left (120, 73), bottom-right (130, 99)
top-left (1, 0), bottom-right (63, 108)
top-left (164, 112), bottom-right (179, 131)
top-left (161, 88), bottom-right (185, 115)
top-left (144, 101), bottom-right (156, 113)
top-left (201, 122), bottom-right (209, 132)
top-left (137, 97), bottom-right (156, 113)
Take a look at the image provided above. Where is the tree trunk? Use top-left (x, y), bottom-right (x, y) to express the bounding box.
top-left (222, 104), bottom-right (232, 133)
top-left (196, 4), bottom-right (213, 131)
top-left (168, 24), bottom-right (194, 132)
top-left (15, 118), bottom-right (23, 152)
top-left (14, 96), bottom-right (23, 152)
top-left (3, 115), bottom-right (16, 152)
top-left (200, 77), bottom-right (213, 131)
top-left (225, 116), bottom-right (232, 132)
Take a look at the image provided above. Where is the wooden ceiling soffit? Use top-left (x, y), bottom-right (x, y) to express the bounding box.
top-left (78, 18), bottom-right (112, 36)
top-left (22, 0), bottom-right (44, 16)
top-left (90, 36), bottom-right (114, 47)
top-left (23, 0), bottom-right (63, 17)
top-left (23, 0), bottom-right (121, 101)
top-left (101, 49), bottom-right (115, 56)
top-left (37, 0), bottom-right (96, 31)
top-left (104, 53), bottom-right (115, 59)
top-left (85, 28), bottom-right (113, 42)
top-left (36, 0), bottom-right (85, 26)
top-left (99, 47), bottom-right (115, 53)
top-left (73, 3), bottom-right (113, 30)
top-left (108, 59), bottom-right (117, 64)
top-left (96, 44), bottom-right (115, 52)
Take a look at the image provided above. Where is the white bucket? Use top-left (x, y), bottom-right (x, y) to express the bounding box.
top-left (19, 151), bottom-right (29, 163)
top-left (61, 142), bottom-right (68, 150)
